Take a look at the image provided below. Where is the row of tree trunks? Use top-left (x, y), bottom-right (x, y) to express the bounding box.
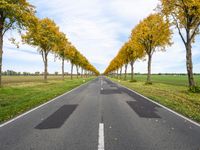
top-left (70, 63), bottom-right (91, 79)
top-left (112, 61), bottom-right (135, 81)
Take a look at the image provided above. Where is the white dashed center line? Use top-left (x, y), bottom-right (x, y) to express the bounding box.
top-left (100, 78), bottom-right (103, 90)
top-left (98, 123), bottom-right (105, 150)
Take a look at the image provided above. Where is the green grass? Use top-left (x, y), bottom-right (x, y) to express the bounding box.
top-left (117, 74), bottom-right (200, 86)
top-left (2, 75), bottom-right (72, 85)
top-left (110, 75), bottom-right (200, 123)
top-left (0, 76), bottom-right (94, 123)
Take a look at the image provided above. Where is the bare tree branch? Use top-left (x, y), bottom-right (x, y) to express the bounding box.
top-left (172, 14), bottom-right (186, 45)
top-left (190, 21), bottom-right (200, 42)
top-left (2, 22), bottom-right (13, 36)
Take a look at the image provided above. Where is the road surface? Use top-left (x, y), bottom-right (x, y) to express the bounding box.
top-left (0, 77), bottom-right (200, 150)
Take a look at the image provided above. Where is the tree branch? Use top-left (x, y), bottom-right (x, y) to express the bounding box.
top-left (41, 50), bottom-right (45, 63)
top-left (190, 21), bottom-right (200, 42)
top-left (172, 14), bottom-right (186, 45)
top-left (2, 22), bottom-right (14, 36)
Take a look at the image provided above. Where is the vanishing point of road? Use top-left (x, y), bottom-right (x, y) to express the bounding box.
top-left (0, 77), bottom-right (200, 150)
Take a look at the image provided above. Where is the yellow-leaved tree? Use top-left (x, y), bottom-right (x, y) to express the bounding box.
top-left (132, 13), bottom-right (171, 84)
top-left (158, 0), bottom-right (200, 91)
top-left (0, 0), bottom-right (36, 86)
top-left (22, 18), bottom-right (60, 81)
top-left (54, 32), bottom-right (70, 80)
top-left (120, 43), bottom-right (130, 80)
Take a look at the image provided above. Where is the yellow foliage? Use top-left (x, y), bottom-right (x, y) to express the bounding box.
top-left (131, 13), bottom-right (172, 56)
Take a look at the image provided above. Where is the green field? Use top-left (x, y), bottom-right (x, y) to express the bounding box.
top-left (110, 75), bottom-right (200, 123)
top-left (1, 75), bottom-right (74, 85)
top-left (0, 76), bottom-right (94, 123)
top-left (116, 74), bottom-right (200, 86)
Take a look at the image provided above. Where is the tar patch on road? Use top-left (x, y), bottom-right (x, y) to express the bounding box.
top-left (100, 89), bottom-right (122, 95)
top-left (35, 105), bottom-right (78, 129)
top-left (127, 101), bottom-right (161, 118)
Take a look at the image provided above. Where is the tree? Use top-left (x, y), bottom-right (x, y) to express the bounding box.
top-left (119, 43), bottom-right (130, 80)
top-left (104, 38), bottom-right (144, 81)
top-left (158, 0), bottom-right (200, 90)
top-left (54, 32), bottom-right (70, 80)
top-left (23, 18), bottom-right (60, 82)
top-left (125, 40), bottom-right (144, 81)
top-left (103, 46), bottom-right (126, 78)
top-left (132, 13), bottom-right (171, 84)
top-left (74, 51), bottom-right (82, 78)
top-left (66, 45), bottom-right (77, 79)
top-left (0, 0), bottom-right (36, 86)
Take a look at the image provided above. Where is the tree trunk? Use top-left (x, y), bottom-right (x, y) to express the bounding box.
top-left (185, 42), bottom-right (196, 88)
top-left (76, 65), bottom-right (79, 78)
top-left (0, 12), bottom-right (3, 87)
top-left (44, 52), bottom-right (48, 82)
top-left (124, 64), bottom-right (127, 80)
top-left (120, 67), bottom-right (122, 79)
top-left (81, 68), bottom-right (83, 78)
top-left (84, 70), bottom-right (86, 78)
top-left (117, 69), bottom-right (119, 79)
top-left (0, 29), bottom-right (3, 87)
top-left (147, 54), bottom-right (152, 83)
top-left (87, 71), bottom-right (89, 77)
top-left (71, 63), bottom-right (73, 80)
top-left (130, 61), bottom-right (135, 81)
top-left (62, 57), bottom-right (64, 80)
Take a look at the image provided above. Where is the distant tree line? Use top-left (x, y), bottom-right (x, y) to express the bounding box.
top-left (110, 73), bottom-right (200, 76)
top-left (1, 70), bottom-right (85, 76)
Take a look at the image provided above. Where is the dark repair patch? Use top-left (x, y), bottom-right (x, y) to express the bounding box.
top-left (35, 105), bottom-right (78, 129)
top-left (100, 89), bottom-right (122, 95)
top-left (127, 101), bottom-right (161, 118)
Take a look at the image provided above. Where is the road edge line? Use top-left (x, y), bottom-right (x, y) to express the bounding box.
top-left (0, 78), bottom-right (97, 128)
top-left (109, 78), bottom-right (200, 127)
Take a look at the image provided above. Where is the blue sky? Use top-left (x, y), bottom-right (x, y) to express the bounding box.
top-left (2, 0), bottom-right (200, 73)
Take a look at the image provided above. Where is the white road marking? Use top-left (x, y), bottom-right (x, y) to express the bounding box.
top-left (100, 78), bottom-right (103, 91)
top-left (117, 83), bottom-right (200, 127)
top-left (98, 123), bottom-right (105, 150)
top-left (0, 79), bottom-right (96, 128)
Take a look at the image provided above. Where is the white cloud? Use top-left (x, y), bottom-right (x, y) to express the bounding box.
top-left (108, 0), bottom-right (158, 21)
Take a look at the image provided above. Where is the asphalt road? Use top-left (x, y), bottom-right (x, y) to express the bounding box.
top-left (0, 77), bottom-right (200, 150)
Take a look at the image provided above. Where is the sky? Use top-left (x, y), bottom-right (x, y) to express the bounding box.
top-left (3, 0), bottom-right (200, 74)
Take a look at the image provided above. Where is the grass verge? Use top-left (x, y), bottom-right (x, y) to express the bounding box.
top-left (0, 77), bottom-right (94, 123)
top-left (110, 77), bottom-right (200, 123)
